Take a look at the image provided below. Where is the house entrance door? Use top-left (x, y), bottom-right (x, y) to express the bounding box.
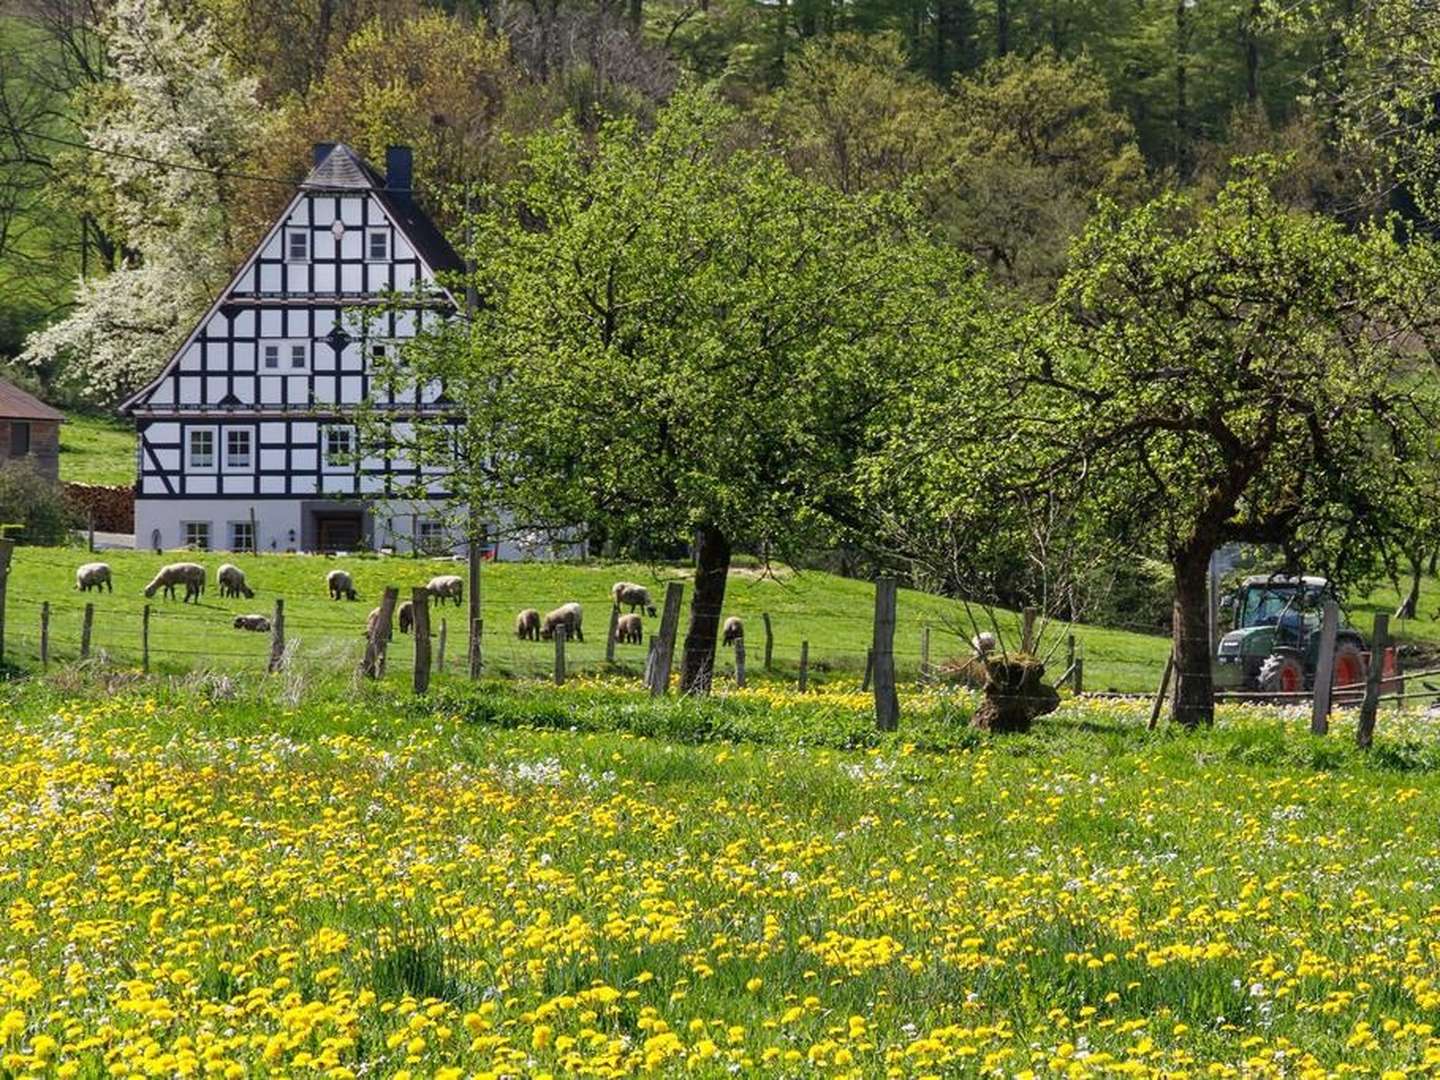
top-left (315, 512), bottom-right (363, 552)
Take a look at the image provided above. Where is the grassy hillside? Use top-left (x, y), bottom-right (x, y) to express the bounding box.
top-left (2, 546), bottom-right (1173, 689)
top-left (58, 413), bottom-right (134, 486)
top-left (0, 677), bottom-right (1436, 1074)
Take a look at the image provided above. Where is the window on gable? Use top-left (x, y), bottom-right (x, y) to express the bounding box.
top-left (290, 343), bottom-right (307, 369)
top-left (287, 229), bottom-right (309, 262)
top-left (367, 229), bottom-right (389, 261)
top-left (226, 429), bottom-right (252, 469)
top-left (324, 426), bottom-right (354, 467)
top-left (263, 344), bottom-right (280, 369)
top-left (189, 429), bottom-right (214, 469)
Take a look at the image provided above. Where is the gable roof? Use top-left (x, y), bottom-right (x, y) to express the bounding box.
top-left (0, 379), bottom-right (64, 422)
top-left (302, 143), bottom-right (388, 192)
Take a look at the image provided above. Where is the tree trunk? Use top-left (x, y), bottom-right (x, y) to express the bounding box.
top-left (1175, 0), bottom-right (1190, 173)
top-left (1170, 546), bottom-right (1214, 728)
top-left (1243, 0), bottom-right (1261, 102)
top-left (679, 523), bottom-right (732, 694)
top-left (1396, 553), bottom-right (1422, 619)
top-left (996, 0), bottom-right (1009, 56)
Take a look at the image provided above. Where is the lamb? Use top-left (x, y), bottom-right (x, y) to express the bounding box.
top-left (327, 569), bottom-right (357, 601)
top-left (540, 602), bottom-right (583, 642)
top-left (143, 562), bottom-right (206, 603)
top-left (426, 575), bottom-right (464, 606)
top-left (217, 563), bottom-right (255, 599)
top-left (722, 616), bottom-right (744, 646)
top-left (75, 562), bottom-right (112, 593)
top-left (611, 582), bottom-right (657, 617)
top-left (232, 614), bottom-right (271, 632)
top-left (515, 608), bottom-right (541, 641)
top-left (615, 613), bottom-right (643, 645)
top-left (397, 600), bottom-right (414, 635)
top-left (971, 631), bottom-right (998, 657)
top-left (364, 606), bottom-right (383, 640)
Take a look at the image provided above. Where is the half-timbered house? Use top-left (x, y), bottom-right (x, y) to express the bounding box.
top-left (121, 142), bottom-right (477, 554)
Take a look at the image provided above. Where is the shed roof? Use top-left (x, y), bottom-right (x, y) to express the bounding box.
top-left (0, 379), bottom-right (64, 422)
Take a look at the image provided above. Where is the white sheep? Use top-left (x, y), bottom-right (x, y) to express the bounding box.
top-left (232, 614), bottom-right (271, 632)
top-left (364, 606), bottom-right (383, 640)
top-left (540, 602), bottom-right (583, 642)
top-left (426, 575), bottom-right (464, 606)
top-left (144, 562), bottom-right (205, 603)
top-left (327, 569), bottom-right (357, 601)
top-left (217, 563), bottom-right (254, 599)
top-left (75, 562), bottom-right (112, 593)
top-left (615, 613), bottom-right (643, 645)
top-left (971, 631), bottom-right (998, 657)
top-left (722, 616), bottom-right (743, 646)
top-left (515, 608), bottom-right (540, 641)
top-left (611, 582), bottom-right (657, 617)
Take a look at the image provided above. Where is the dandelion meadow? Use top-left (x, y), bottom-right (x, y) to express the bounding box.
top-left (3, 679), bottom-right (1440, 1077)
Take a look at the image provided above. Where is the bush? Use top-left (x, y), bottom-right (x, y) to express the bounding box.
top-left (0, 461), bottom-right (74, 545)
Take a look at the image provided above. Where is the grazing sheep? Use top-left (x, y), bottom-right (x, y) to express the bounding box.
top-left (75, 562), bottom-right (112, 593)
top-left (971, 631), bottom-right (998, 657)
top-left (426, 575), bottom-right (464, 606)
top-left (515, 608), bottom-right (541, 641)
top-left (397, 600), bottom-right (414, 635)
top-left (232, 614), bottom-right (271, 632)
top-left (611, 582), bottom-right (657, 618)
top-left (217, 563), bottom-right (254, 599)
top-left (722, 616), bottom-right (744, 646)
top-left (327, 569), bottom-right (357, 601)
top-left (615, 613), bottom-right (643, 645)
top-left (144, 562), bottom-right (206, 603)
top-left (364, 606), bottom-right (382, 639)
top-left (540, 602), bottom-right (584, 642)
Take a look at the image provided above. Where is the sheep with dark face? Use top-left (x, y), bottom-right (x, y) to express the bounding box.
top-left (611, 582), bottom-right (657, 617)
top-left (217, 563), bottom-right (254, 599)
top-left (615, 613), bottom-right (643, 645)
top-left (397, 601), bottom-right (414, 635)
top-left (540, 602), bottom-right (583, 642)
top-left (722, 616), bottom-right (744, 646)
top-left (426, 575), bottom-right (464, 606)
top-left (144, 562), bottom-right (205, 603)
top-left (75, 562), bottom-right (112, 593)
top-left (971, 631), bottom-right (997, 657)
top-left (327, 570), bottom-right (357, 601)
top-left (515, 609), bottom-right (540, 641)
top-left (232, 614), bottom-right (271, 632)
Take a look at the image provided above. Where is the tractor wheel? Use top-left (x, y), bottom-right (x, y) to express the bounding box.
top-left (1331, 642), bottom-right (1366, 702)
top-left (1258, 652), bottom-right (1305, 696)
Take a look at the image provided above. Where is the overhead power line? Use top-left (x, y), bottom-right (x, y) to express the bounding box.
top-left (7, 125), bottom-right (299, 187)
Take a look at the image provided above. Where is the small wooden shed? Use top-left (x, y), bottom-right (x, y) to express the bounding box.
top-left (0, 379), bottom-right (64, 482)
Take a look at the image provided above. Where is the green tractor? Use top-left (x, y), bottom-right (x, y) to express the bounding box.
top-left (1213, 575), bottom-right (1380, 695)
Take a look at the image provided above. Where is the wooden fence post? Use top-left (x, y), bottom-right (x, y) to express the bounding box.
top-left (470, 618), bottom-right (482, 679)
top-left (643, 634), bottom-right (657, 685)
top-left (1311, 598), bottom-right (1339, 735)
top-left (649, 582), bottom-right (683, 696)
top-left (873, 578), bottom-right (899, 731)
top-left (1021, 606), bottom-right (1037, 654)
top-left (437, 619), bottom-right (447, 674)
top-left (362, 587), bottom-right (398, 679)
top-left (798, 640), bottom-right (810, 692)
top-left (468, 520), bottom-right (483, 679)
top-left (1065, 634), bottom-right (1075, 681)
top-left (412, 588), bottom-right (431, 694)
top-left (1073, 645), bottom-right (1084, 694)
top-left (0, 539), bottom-right (15, 666)
top-left (87, 509), bottom-right (95, 553)
top-left (80, 602), bottom-right (94, 660)
top-left (39, 601), bottom-right (49, 669)
top-left (734, 637), bottom-right (747, 688)
top-left (920, 626), bottom-right (931, 685)
top-left (268, 598), bottom-right (285, 673)
top-left (250, 506), bottom-right (260, 556)
top-left (1357, 612), bottom-right (1389, 750)
top-left (862, 647), bottom-right (874, 692)
top-left (1148, 653), bottom-right (1174, 731)
top-left (142, 604), bottom-right (150, 674)
top-left (762, 613), bottom-right (774, 670)
top-left (553, 624), bottom-right (567, 686)
top-left (606, 605), bottom-right (620, 664)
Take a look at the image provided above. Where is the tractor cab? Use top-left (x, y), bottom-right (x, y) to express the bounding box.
top-left (1214, 575), bottom-right (1369, 693)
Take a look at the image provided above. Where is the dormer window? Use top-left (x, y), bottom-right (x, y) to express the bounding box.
top-left (367, 229), bottom-right (389, 261)
top-left (287, 230), bottom-right (309, 262)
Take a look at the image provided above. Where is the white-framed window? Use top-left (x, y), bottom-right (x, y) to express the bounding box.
top-left (225, 428), bottom-right (252, 469)
top-left (323, 425), bottom-right (354, 469)
top-left (366, 229), bottom-right (390, 261)
top-left (188, 428), bottom-right (215, 469)
top-left (290, 343), bottom-right (307, 369)
top-left (184, 521), bottom-right (211, 551)
top-left (286, 229), bottom-right (309, 262)
top-left (417, 518), bottom-right (447, 554)
top-left (262, 344), bottom-right (280, 370)
top-left (229, 520), bottom-right (255, 552)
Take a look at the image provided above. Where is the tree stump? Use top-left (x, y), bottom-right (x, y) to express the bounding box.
top-left (971, 656), bottom-right (1060, 734)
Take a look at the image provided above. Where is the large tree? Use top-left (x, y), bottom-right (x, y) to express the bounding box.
top-left (886, 162), bottom-right (1440, 726)
top-left (387, 87), bottom-right (979, 692)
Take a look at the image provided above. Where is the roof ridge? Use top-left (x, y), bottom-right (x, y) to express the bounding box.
top-left (301, 143), bottom-right (386, 191)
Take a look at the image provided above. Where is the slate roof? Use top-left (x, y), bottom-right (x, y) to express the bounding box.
top-left (301, 143), bottom-right (387, 192)
top-left (0, 379), bottom-right (64, 422)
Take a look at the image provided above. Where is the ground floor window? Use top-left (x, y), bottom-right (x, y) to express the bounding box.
top-left (417, 518), bottom-right (447, 554)
top-left (183, 521), bottom-right (211, 551)
top-left (229, 520), bottom-right (255, 552)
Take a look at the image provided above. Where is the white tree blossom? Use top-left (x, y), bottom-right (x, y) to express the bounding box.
top-left (21, 0), bottom-right (265, 405)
